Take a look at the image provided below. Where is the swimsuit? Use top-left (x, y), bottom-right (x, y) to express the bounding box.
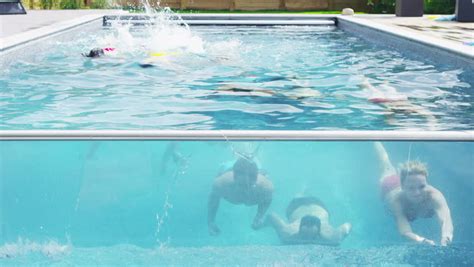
top-left (380, 174), bottom-right (401, 198)
top-left (286, 197), bottom-right (328, 220)
top-left (380, 175), bottom-right (436, 221)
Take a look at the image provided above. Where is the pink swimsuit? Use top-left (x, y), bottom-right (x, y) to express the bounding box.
top-left (380, 174), bottom-right (401, 198)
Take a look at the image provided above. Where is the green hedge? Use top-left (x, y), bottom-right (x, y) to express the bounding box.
top-left (60, 0), bottom-right (81, 9)
top-left (367, 0), bottom-right (455, 14)
top-left (424, 0), bottom-right (455, 14)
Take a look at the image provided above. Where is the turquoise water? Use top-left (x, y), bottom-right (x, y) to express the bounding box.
top-left (1, 24), bottom-right (473, 130)
top-left (1, 141), bottom-right (473, 265)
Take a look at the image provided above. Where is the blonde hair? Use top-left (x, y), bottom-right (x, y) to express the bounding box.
top-left (399, 161), bottom-right (428, 184)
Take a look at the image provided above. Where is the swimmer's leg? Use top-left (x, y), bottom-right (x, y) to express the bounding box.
top-left (161, 142), bottom-right (178, 175)
top-left (360, 77), bottom-right (378, 93)
top-left (374, 141), bottom-right (397, 180)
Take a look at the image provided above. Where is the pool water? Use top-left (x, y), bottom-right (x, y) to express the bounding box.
top-left (0, 21), bottom-right (472, 130)
top-left (0, 141), bottom-right (473, 265)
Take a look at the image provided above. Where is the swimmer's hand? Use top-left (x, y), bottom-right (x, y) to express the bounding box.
top-left (440, 235), bottom-right (452, 246)
top-left (208, 222), bottom-right (221, 236)
top-left (418, 237), bottom-right (436, 246)
top-left (341, 223), bottom-right (352, 237)
top-left (251, 217), bottom-right (265, 230)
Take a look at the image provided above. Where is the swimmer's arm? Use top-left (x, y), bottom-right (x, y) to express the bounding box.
top-left (433, 189), bottom-right (453, 246)
top-left (208, 191), bottom-right (220, 222)
top-left (318, 227), bottom-right (341, 246)
top-left (318, 223), bottom-right (351, 246)
top-left (360, 78), bottom-right (378, 94)
top-left (390, 198), bottom-right (435, 245)
top-left (265, 213), bottom-right (292, 243)
top-left (207, 180), bottom-right (223, 230)
top-left (253, 179), bottom-right (274, 229)
top-left (253, 195), bottom-right (271, 229)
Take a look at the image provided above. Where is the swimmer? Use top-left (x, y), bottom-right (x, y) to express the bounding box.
top-left (216, 84), bottom-right (276, 97)
top-left (208, 157), bottom-right (274, 235)
top-left (374, 142), bottom-right (453, 246)
top-left (82, 47), bottom-right (116, 58)
top-left (82, 47), bottom-right (175, 69)
top-left (215, 83), bottom-right (321, 100)
top-left (281, 87), bottom-right (322, 100)
top-left (265, 196), bottom-right (352, 246)
top-left (361, 78), bottom-right (438, 129)
top-left (160, 142), bottom-right (189, 176)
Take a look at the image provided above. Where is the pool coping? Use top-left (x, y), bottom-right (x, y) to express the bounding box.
top-left (0, 14), bottom-right (103, 53)
top-left (2, 14), bottom-right (471, 59)
top-left (337, 15), bottom-right (474, 62)
top-left (0, 130), bottom-right (473, 141)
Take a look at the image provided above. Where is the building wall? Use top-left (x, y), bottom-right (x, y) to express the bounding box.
top-left (285, 0), bottom-right (329, 10)
top-left (234, 0), bottom-right (284, 11)
top-left (180, 0), bottom-right (233, 10)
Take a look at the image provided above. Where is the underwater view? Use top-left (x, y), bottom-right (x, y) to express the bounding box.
top-left (0, 140), bottom-right (473, 265)
top-left (1, 3), bottom-right (473, 266)
top-left (0, 10), bottom-right (473, 131)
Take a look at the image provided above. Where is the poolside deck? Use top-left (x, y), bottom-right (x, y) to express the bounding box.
top-left (0, 10), bottom-right (124, 38)
top-left (350, 14), bottom-right (473, 48)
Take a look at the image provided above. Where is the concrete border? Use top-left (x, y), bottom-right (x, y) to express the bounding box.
top-left (0, 14), bottom-right (103, 53)
top-left (337, 15), bottom-right (474, 65)
top-left (105, 19), bottom-right (335, 26)
top-left (102, 14), bottom-right (336, 26)
top-left (2, 13), bottom-right (471, 64)
top-left (0, 130), bottom-right (473, 141)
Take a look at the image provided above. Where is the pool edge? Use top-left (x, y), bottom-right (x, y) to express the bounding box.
top-left (0, 130), bottom-right (472, 141)
top-left (337, 15), bottom-right (474, 66)
top-left (0, 14), bottom-right (103, 53)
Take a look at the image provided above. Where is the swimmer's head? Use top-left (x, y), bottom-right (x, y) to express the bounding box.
top-left (299, 215), bottom-right (321, 238)
top-left (233, 157), bottom-right (258, 188)
top-left (83, 48), bottom-right (105, 58)
top-left (399, 161), bottom-right (429, 202)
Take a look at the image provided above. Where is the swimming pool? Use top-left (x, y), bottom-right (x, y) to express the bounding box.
top-left (1, 10), bottom-right (473, 266)
top-left (0, 140), bottom-right (473, 265)
top-left (1, 14), bottom-right (473, 130)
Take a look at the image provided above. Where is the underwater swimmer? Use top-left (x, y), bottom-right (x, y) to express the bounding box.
top-left (265, 196), bottom-right (352, 246)
top-left (208, 157), bottom-right (274, 235)
top-left (360, 78), bottom-right (438, 129)
top-left (374, 142), bottom-right (453, 246)
top-left (216, 84), bottom-right (321, 99)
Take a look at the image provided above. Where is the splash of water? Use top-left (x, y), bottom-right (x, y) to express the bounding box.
top-left (100, 0), bottom-right (205, 60)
